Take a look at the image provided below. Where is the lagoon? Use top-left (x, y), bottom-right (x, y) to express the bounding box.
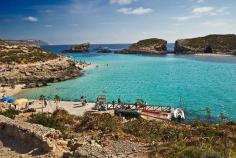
top-left (16, 44), bottom-right (236, 120)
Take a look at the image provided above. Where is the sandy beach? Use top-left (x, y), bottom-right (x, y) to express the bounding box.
top-left (0, 84), bottom-right (25, 98)
top-left (28, 100), bottom-right (98, 116)
top-left (195, 53), bottom-right (234, 57)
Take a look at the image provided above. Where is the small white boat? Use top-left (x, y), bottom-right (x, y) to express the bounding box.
top-left (173, 108), bottom-right (185, 120)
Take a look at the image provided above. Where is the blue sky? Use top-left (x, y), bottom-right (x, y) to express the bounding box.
top-left (0, 0), bottom-right (235, 44)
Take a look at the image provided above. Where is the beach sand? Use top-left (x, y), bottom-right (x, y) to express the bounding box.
top-left (28, 100), bottom-right (99, 116)
top-left (0, 84), bottom-right (24, 98)
top-left (195, 53), bottom-right (234, 57)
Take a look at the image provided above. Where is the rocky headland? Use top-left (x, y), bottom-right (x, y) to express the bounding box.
top-left (63, 43), bottom-right (90, 53)
top-left (1, 39), bottom-right (48, 47)
top-left (175, 34), bottom-right (236, 55)
top-left (0, 40), bottom-right (81, 88)
top-left (115, 38), bottom-right (167, 55)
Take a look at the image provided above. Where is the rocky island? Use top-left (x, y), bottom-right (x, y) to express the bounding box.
top-left (116, 38), bottom-right (167, 55)
top-left (175, 34), bottom-right (236, 55)
top-left (0, 40), bottom-right (81, 88)
top-left (63, 43), bottom-right (90, 53)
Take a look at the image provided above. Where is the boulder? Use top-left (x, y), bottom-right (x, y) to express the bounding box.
top-left (175, 34), bottom-right (236, 55)
top-left (116, 38), bottom-right (167, 55)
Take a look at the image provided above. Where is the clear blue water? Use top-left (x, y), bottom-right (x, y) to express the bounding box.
top-left (16, 44), bottom-right (236, 121)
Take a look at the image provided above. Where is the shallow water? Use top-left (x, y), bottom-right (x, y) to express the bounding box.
top-left (16, 44), bottom-right (236, 121)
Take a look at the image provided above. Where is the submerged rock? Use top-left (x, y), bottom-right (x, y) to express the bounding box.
top-left (63, 43), bottom-right (90, 53)
top-left (115, 38), bottom-right (167, 55)
top-left (175, 34), bottom-right (236, 55)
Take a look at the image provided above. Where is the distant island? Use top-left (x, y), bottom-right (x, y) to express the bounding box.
top-left (63, 43), bottom-right (90, 53)
top-left (116, 38), bottom-right (167, 55)
top-left (1, 39), bottom-right (48, 47)
top-left (175, 34), bottom-right (236, 55)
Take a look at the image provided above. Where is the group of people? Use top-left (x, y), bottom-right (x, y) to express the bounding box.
top-left (112, 98), bottom-right (121, 106)
top-left (80, 96), bottom-right (87, 106)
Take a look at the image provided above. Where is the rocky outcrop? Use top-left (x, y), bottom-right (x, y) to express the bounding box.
top-left (1, 39), bottom-right (48, 47)
top-left (0, 39), bottom-right (81, 87)
top-left (63, 43), bottom-right (90, 53)
top-left (96, 47), bottom-right (112, 53)
top-left (0, 57), bottom-right (81, 87)
top-left (0, 115), bottom-right (63, 153)
top-left (175, 34), bottom-right (236, 55)
top-left (116, 38), bottom-right (167, 55)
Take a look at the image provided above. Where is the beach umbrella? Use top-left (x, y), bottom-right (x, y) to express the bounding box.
top-left (0, 97), bottom-right (16, 103)
top-left (13, 98), bottom-right (28, 107)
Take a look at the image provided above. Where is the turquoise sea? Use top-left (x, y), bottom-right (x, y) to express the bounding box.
top-left (16, 44), bottom-right (236, 121)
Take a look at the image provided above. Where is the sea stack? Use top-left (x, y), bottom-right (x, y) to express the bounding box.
top-left (63, 43), bottom-right (90, 53)
top-left (175, 34), bottom-right (236, 55)
top-left (116, 38), bottom-right (167, 55)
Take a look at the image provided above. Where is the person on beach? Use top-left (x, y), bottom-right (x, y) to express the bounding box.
top-left (118, 98), bottom-right (121, 105)
top-left (112, 100), bottom-right (115, 107)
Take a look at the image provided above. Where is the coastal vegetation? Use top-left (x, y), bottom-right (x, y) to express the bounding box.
top-left (0, 40), bottom-right (57, 64)
top-left (25, 109), bottom-right (236, 158)
top-left (0, 47), bottom-right (57, 64)
top-left (116, 38), bottom-right (167, 55)
top-left (0, 109), bottom-right (19, 119)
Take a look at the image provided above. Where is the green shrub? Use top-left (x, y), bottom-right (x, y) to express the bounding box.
top-left (77, 112), bottom-right (120, 133)
top-left (177, 147), bottom-right (224, 158)
top-left (28, 113), bottom-right (65, 132)
top-left (23, 108), bottom-right (36, 113)
top-left (0, 109), bottom-right (20, 119)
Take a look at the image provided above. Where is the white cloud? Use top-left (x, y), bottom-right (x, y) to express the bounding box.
top-left (44, 24), bottom-right (53, 27)
top-left (195, 0), bottom-right (205, 3)
top-left (202, 21), bottom-right (228, 27)
top-left (171, 15), bottom-right (199, 21)
top-left (24, 16), bottom-right (38, 22)
top-left (172, 6), bottom-right (228, 21)
top-left (110, 0), bottom-right (138, 5)
top-left (192, 6), bottom-right (215, 14)
top-left (117, 7), bottom-right (153, 15)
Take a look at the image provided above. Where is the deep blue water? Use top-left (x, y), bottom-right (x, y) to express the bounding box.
top-left (16, 44), bottom-right (236, 121)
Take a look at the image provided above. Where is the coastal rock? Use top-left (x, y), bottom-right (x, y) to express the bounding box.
top-left (0, 115), bottom-right (64, 154)
top-left (0, 40), bottom-right (81, 86)
top-left (175, 34), bottom-right (236, 55)
top-left (0, 57), bottom-right (81, 87)
top-left (63, 43), bottom-right (90, 53)
top-left (115, 38), bottom-right (167, 55)
top-left (96, 47), bottom-right (112, 53)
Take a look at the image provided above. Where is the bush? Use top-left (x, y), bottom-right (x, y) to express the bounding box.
top-left (23, 108), bottom-right (36, 113)
top-left (76, 112), bottom-right (120, 133)
top-left (29, 113), bottom-right (65, 132)
top-left (0, 109), bottom-right (20, 119)
top-left (177, 147), bottom-right (224, 158)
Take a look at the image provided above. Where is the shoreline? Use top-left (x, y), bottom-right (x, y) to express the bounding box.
top-left (194, 53), bottom-right (234, 57)
top-left (1, 62), bottom-right (94, 98)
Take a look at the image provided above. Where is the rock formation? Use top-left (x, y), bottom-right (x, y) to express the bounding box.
top-left (0, 57), bottom-right (81, 87)
top-left (115, 38), bottom-right (167, 55)
top-left (0, 115), bottom-right (64, 154)
top-left (1, 39), bottom-right (48, 47)
top-left (63, 43), bottom-right (90, 53)
top-left (0, 40), bottom-right (81, 87)
top-left (175, 34), bottom-right (236, 55)
top-left (96, 47), bottom-right (112, 53)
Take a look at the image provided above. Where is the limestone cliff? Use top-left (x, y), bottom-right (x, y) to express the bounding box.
top-left (175, 34), bottom-right (236, 55)
top-left (116, 38), bottom-right (167, 55)
top-left (0, 40), bottom-right (80, 87)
